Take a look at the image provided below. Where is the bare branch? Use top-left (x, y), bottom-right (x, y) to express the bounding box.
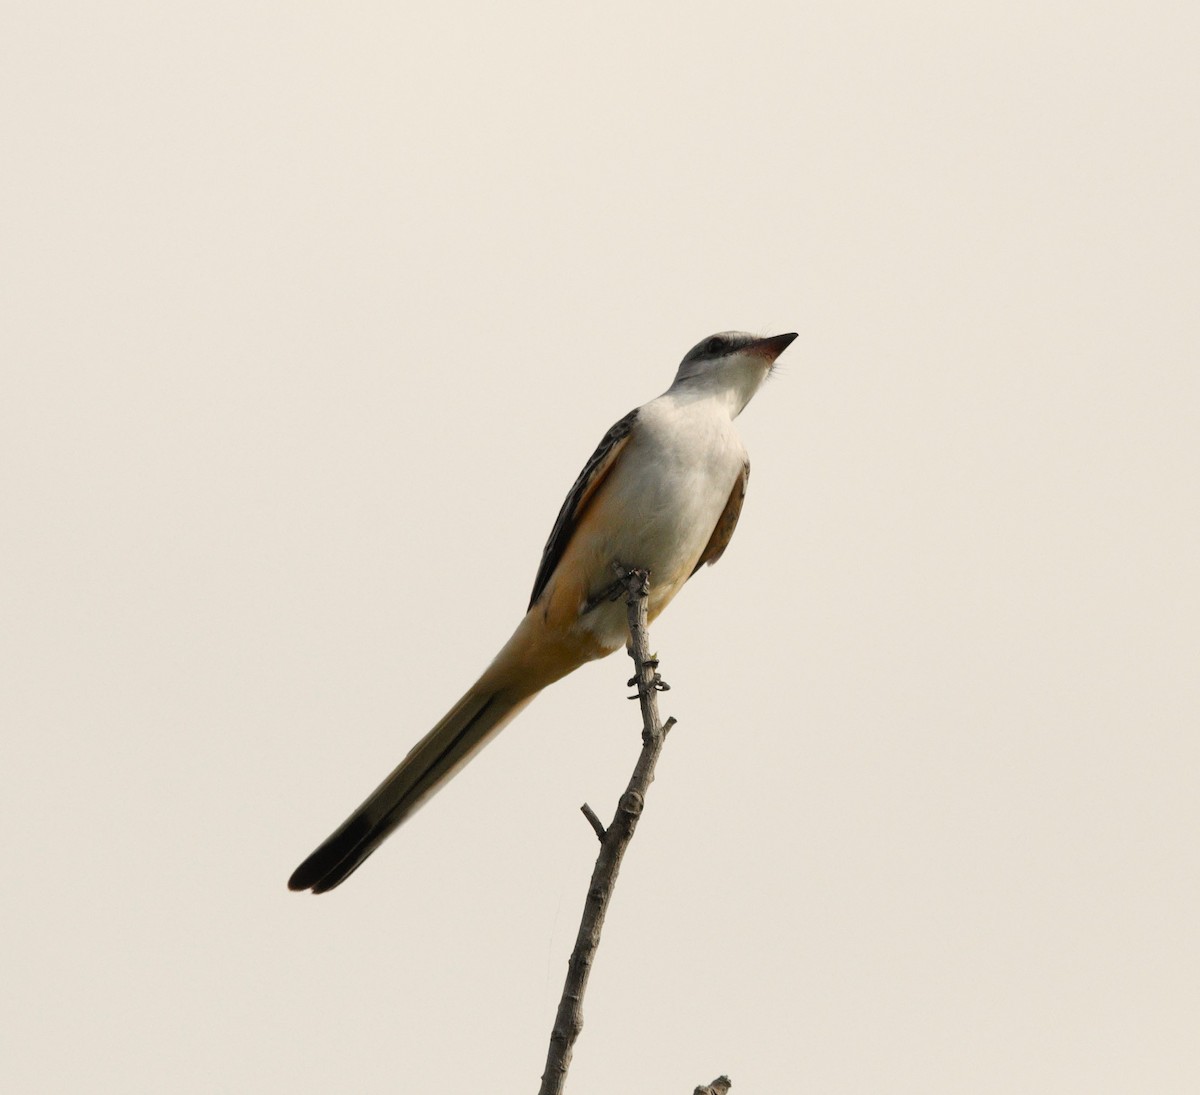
top-left (579, 803), bottom-right (607, 843)
top-left (538, 566), bottom-right (673, 1095)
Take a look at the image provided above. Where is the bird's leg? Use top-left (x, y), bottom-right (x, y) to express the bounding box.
top-left (583, 561), bottom-right (645, 613)
top-left (582, 579), bottom-right (625, 613)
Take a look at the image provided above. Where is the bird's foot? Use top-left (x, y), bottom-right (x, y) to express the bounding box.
top-left (612, 562), bottom-right (651, 597)
top-left (627, 657), bottom-right (670, 699)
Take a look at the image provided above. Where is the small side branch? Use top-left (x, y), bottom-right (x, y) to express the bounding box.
top-left (538, 566), bottom-right (674, 1095)
top-left (579, 803), bottom-right (606, 843)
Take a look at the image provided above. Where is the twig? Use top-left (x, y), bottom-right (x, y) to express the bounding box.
top-left (538, 566), bottom-right (675, 1095)
top-left (579, 803), bottom-right (606, 843)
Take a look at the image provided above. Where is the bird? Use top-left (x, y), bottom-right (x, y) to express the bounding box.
top-left (288, 329), bottom-right (797, 893)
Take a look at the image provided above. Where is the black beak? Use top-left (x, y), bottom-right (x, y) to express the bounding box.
top-left (750, 332), bottom-right (798, 362)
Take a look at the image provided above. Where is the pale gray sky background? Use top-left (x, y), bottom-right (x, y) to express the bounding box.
top-left (3, 2), bottom-right (1197, 1092)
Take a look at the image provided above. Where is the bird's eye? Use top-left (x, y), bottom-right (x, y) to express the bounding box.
top-left (704, 337), bottom-right (727, 356)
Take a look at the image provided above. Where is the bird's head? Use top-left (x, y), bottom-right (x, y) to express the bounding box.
top-left (670, 331), bottom-right (798, 415)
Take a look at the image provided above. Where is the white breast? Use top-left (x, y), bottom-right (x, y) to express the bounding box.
top-left (576, 391), bottom-right (747, 646)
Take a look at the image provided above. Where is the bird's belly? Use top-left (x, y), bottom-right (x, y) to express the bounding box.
top-left (571, 459), bottom-right (737, 648)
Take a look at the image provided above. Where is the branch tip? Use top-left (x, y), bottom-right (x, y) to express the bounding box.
top-left (579, 803), bottom-right (606, 842)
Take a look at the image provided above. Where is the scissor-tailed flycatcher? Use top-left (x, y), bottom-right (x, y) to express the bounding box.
top-left (289, 329), bottom-right (797, 893)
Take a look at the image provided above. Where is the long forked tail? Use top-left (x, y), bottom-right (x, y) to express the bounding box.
top-left (288, 680), bottom-right (537, 894)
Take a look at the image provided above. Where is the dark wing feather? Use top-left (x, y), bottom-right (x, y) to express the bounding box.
top-left (691, 460), bottom-right (750, 576)
top-left (528, 409), bottom-right (638, 610)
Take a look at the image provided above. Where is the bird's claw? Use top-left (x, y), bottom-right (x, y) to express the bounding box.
top-left (627, 662), bottom-right (670, 699)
